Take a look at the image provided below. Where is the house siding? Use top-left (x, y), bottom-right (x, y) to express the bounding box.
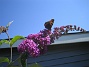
top-left (0, 42), bottom-right (89, 67)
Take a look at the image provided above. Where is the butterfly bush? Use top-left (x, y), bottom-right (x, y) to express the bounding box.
top-left (18, 29), bottom-right (51, 57)
top-left (17, 39), bottom-right (40, 57)
top-left (18, 25), bottom-right (86, 57)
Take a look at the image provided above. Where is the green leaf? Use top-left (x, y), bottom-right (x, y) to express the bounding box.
top-left (0, 40), bottom-right (9, 46)
top-left (10, 35), bottom-right (25, 46)
top-left (29, 63), bottom-right (42, 67)
top-left (7, 54), bottom-right (22, 67)
top-left (0, 57), bottom-right (10, 63)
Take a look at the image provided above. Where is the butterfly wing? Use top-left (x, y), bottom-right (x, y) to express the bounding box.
top-left (44, 21), bottom-right (50, 30)
top-left (44, 21), bottom-right (54, 30)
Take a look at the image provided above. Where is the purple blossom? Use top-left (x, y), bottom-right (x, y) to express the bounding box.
top-left (53, 27), bottom-right (62, 39)
top-left (18, 24), bottom-right (86, 58)
top-left (18, 39), bottom-right (40, 57)
top-left (27, 34), bottom-right (40, 39)
top-left (18, 29), bottom-right (52, 57)
top-left (60, 26), bottom-right (65, 32)
top-left (40, 29), bottom-right (51, 37)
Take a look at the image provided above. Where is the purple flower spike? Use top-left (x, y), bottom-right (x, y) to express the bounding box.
top-left (18, 39), bottom-right (40, 57)
top-left (18, 24), bottom-right (86, 58)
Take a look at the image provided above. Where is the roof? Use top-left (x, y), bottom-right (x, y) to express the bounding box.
top-left (0, 31), bottom-right (89, 49)
top-left (52, 31), bottom-right (89, 45)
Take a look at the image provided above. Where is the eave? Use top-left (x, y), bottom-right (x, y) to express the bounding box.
top-left (0, 31), bottom-right (89, 49)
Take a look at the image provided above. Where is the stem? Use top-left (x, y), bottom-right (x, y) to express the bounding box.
top-left (6, 32), bottom-right (12, 62)
top-left (7, 54), bottom-right (22, 67)
top-left (10, 46), bottom-right (12, 62)
top-left (26, 59), bottom-right (27, 67)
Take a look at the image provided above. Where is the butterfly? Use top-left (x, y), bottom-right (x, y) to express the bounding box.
top-left (0, 21), bottom-right (13, 34)
top-left (44, 19), bottom-right (54, 30)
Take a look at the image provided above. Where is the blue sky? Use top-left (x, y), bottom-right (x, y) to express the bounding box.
top-left (0, 0), bottom-right (89, 39)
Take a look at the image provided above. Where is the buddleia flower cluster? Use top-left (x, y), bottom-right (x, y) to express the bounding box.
top-left (18, 29), bottom-right (51, 57)
top-left (17, 39), bottom-right (40, 57)
top-left (54, 25), bottom-right (86, 34)
top-left (49, 25), bottom-right (86, 43)
top-left (18, 25), bottom-right (86, 57)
